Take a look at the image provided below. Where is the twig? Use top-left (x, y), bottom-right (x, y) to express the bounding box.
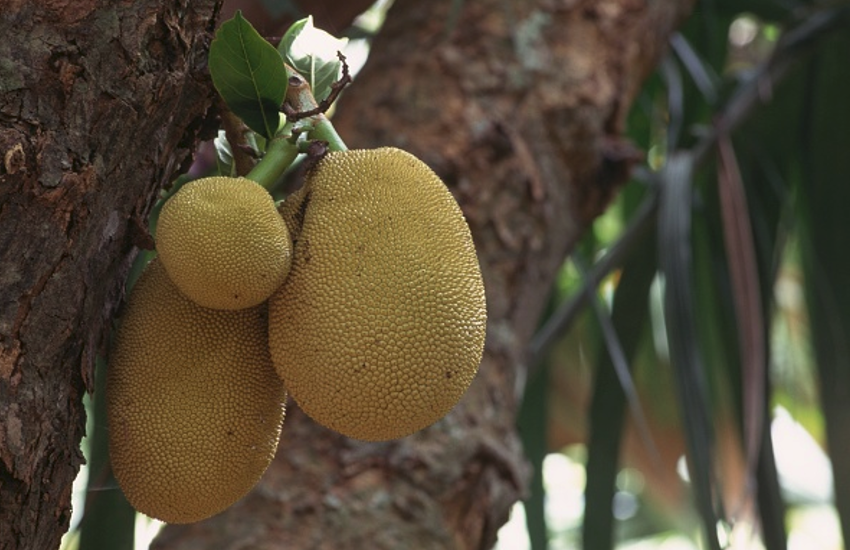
top-left (282, 52), bottom-right (352, 122)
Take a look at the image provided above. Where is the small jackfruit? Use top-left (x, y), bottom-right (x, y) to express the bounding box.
top-left (107, 258), bottom-right (287, 524)
top-left (268, 147), bottom-right (486, 441)
top-left (156, 176), bottom-right (292, 310)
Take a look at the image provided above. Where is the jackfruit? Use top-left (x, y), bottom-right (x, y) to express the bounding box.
top-left (156, 176), bottom-right (292, 310)
top-left (268, 147), bottom-right (486, 441)
top-left (107, 257), bottom-right (287, 524)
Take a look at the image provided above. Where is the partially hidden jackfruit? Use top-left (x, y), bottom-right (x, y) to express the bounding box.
top-left (107, 257), bottom-right (286, 524)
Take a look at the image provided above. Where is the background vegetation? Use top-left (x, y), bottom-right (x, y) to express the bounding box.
top-left (512, 2), bottom-right (850, 549)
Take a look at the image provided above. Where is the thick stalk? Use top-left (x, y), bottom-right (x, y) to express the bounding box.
top-left (245, 135), bottom-right (300, 189)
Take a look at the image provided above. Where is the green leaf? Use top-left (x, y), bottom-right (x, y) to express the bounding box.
top-left (583, 215), bottom-right (657, 550)
top-left (278, 16), bottom-right (348, 103)
top-left (798, 29), bottom-right (850, 545)
top-left (658, 155), bottom-right (723, 550)
top-left (209, 11), bottom-right (288, 139)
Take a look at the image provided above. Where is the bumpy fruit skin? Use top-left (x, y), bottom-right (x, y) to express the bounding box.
top-left (156, 176), bottom-right (292, 310)
top-left (268, 147), bottom-right (486, 441)
top-left (107, 258), bottom-right (287, 524)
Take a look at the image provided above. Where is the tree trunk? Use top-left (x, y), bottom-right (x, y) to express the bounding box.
top-left (0, 2), bottom-right (220, 549)
top-left (154, 1), bottom-right (693, 549)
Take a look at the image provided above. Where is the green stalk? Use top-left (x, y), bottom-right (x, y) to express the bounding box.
top-left (245, 135), bottom-right (300, 189)
top-left (309, 114), bottom-right (348, 152)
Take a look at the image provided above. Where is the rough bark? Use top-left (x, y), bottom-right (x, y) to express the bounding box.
top-left (154, 0), bottom-right (693, 549)
top-left (0, 2), bottom-right (220, 549)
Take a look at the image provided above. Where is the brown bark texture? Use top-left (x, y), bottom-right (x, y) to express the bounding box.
top-left (154, 0), bottom-right (693, 549)
top-left (0, 1), bottom-right (220, 549)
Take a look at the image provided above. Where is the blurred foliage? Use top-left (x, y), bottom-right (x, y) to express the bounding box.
top-left (522, 1), bottom-right (850, 549)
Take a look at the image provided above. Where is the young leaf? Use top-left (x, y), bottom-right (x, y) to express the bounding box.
top-left (278, 16), bottom-right (348, 103)
top-left (213, 130), bottom-right (235, 177)
top-left (209, 12), bottom-right (288, 139)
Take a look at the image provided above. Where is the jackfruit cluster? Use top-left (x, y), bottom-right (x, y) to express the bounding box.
top-left (107, 148), bottom-right (486, 523)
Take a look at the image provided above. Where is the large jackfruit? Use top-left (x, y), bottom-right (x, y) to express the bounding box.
top-left (107, 258), bottom-right (286, 523)
top-left (268, 147), bottom-right (486, 441)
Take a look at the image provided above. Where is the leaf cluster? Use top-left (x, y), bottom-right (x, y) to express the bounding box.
top-left (209, 12), bottom-right (346, 141)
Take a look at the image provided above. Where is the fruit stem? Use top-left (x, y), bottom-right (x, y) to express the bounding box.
top-left (310, 116), bottom-right (348, 152)
top-left (246, 135), bottom-right (300, 190)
